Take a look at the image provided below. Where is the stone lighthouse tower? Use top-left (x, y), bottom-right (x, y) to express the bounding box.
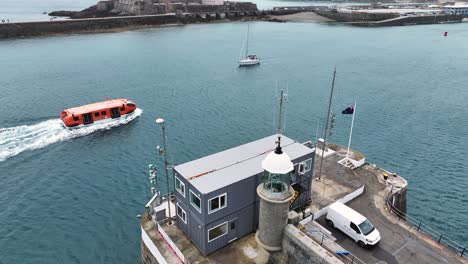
top-left (256, 136), bottom-right (294, 251)
top-left (255, 90), bottom-right (294, 251)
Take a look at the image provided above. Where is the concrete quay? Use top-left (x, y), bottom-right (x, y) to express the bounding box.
top-left (304, 145), bottom-right (466, 264)
top-left (141, 213), bottom-right (271, 264)
top-left (140, 143), bottom-right (467, 263)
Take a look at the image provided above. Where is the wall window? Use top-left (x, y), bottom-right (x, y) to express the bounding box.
top-left (175, 177), bottom-right (185, 197)
top-left (298, 158), bottom-right (313, 174)
top-left (176, 203), bottom-right (187, 224)
top-left (304, 159), bottom-right (312, 172)
top-left (208, 222), bottom-right (228, 242)
top-left (190, 190), bottom-right (201, 213)
top-left (208, 193), bottom-right (227, 214)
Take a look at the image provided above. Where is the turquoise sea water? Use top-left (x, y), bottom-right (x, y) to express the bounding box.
top-left (0, 0), bottom-right (96, 22)
top-left (0, 9), bottom-right (468, 264)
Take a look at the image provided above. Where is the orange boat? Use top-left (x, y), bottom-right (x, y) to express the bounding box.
top-left (60, 98), bottom-right (137, 128)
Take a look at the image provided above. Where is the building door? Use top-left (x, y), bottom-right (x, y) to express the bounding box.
top-left (110, 107), bottom-right (120, 119)
top-left (227, 218), bottom-right (238, 243)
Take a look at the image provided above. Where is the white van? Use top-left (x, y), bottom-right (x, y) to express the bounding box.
top-left (326, 202), bottom-right (381, 247)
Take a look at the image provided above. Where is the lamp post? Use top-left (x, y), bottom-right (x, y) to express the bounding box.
top-left (156, 118), bottom-right (173, 224)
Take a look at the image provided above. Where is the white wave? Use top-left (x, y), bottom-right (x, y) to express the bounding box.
top-left (0, 108), bottom-right (143, 162)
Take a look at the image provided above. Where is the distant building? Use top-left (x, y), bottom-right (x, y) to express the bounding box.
top-left (172, 134), bottom-right (315, 255)
top-left (202, 0), bottom-right (224, 5)
top-left (442, 5), bottom-right (468, 14)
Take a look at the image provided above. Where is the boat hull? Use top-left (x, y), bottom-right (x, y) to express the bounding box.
top-left (239, 59), bottom-right (261, 66)
top-left (61, 109), bottom-right (139, 129)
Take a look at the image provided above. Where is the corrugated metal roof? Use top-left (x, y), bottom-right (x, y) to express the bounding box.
top-left (174, 134), bottom-right (314, 194)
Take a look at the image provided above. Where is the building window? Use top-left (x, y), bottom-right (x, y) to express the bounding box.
top-left (176, 203), bottom-right (187, 224)
top-left (101, 111), bottom-right (106, 115)
top-left (94, 112), bottom-right (100, 117)
top-left (299, 158), bottom-right (313, 174)
top-left (175, 177), bottom-right (185, 197)
top-left (190, 190), bottom-right (201, 213)
top-left (304, 159), bottom-right (312, 172)
top-left (208, 222), bottom-right (228, 242)
top-left (208, 193), bottom-right (227, 214)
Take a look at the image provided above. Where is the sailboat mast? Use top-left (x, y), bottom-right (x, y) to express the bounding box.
top-left (317, 68), bottom-right (337, 182)
top-left (245, 24), bottom-right (249, 58)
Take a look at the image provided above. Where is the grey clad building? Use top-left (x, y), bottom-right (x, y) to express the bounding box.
top-left (172, 134), bottom-right (315, 255)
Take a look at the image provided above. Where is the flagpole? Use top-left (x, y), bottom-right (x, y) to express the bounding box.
top-left (345, 101), bottom-right (356, 161)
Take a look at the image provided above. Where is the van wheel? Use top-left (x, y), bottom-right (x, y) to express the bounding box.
top-left (358, 241), bottom-right (366, 247)
top-left (326, 219), bottom-right (334, 228)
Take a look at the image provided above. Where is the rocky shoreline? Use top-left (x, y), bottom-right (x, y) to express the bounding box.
top-left (49, 4), bottom-right (131, 19)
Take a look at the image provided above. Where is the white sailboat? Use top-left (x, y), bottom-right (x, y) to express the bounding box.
top-left (238, 24), bottom-right (260, 67)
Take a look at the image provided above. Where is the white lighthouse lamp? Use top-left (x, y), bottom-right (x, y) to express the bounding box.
top-left (261, 138), bottom-right (293, 193)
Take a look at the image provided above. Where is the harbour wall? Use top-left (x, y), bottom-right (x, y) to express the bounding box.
top-left (141, 226), bottom-right (167, 264)
top-left (0, 12), bottom-right (263, 39)
top-left (0, 15), bottom-right (177, 39)
top-left (314, 9), bottom-right (399, 22)
top-left (282, 224), bottom-right (343, 264)
top-left (358, 14), bottom-right (468, 26)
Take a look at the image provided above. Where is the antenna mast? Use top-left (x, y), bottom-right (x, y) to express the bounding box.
top-left (317, 68), bottom-right (337, 182)
top-left (275, 89), bottom-right (287, 151)
top-left (277, 89), bottom-right (286, 134)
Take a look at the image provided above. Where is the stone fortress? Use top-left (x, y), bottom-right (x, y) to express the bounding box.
top-left (96, 0), bottom-right (258, 16)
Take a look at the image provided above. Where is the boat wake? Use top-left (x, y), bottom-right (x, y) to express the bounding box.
top-left (0, 108), bottom-right (142, 162)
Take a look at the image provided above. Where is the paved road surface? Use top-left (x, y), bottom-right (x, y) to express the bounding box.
top-left (316, 166), bottom-right (463, 264)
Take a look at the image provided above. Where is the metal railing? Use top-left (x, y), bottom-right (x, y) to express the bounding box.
top-left (386, 192), bottom-right (467, 260)
top-left (303, 228), bottom-right (366, 264)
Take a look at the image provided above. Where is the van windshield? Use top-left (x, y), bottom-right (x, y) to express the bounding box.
top-left (358, 219), bottom-right (375, 236)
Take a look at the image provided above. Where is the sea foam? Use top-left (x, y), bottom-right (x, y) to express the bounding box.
top-left (0, 108), bottom-right (142, 162)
